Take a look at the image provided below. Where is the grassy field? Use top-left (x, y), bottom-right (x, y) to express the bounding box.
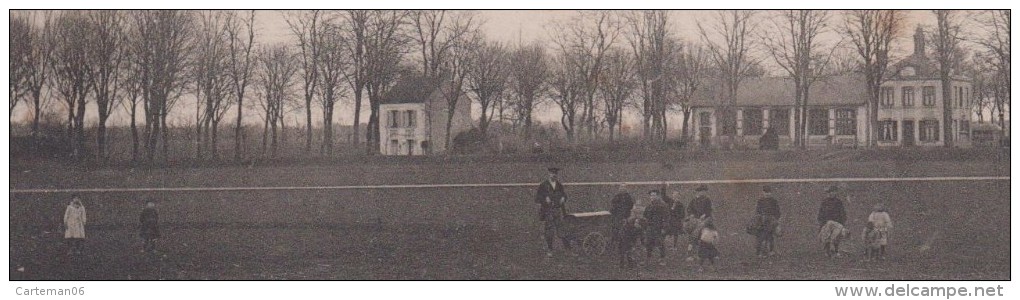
top-left (8, 155), bottom-right (1011, 280)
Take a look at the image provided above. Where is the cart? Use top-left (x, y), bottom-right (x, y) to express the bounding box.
top-left (561, 211), bottom-right (615, 257)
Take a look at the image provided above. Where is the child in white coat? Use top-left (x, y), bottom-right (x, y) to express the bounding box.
top-left (867, 203), bottom-right (893, 260)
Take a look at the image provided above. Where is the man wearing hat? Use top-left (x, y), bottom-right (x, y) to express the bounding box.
top-left (752, 185), bottom-right (781, 257)
top-left (688, 184), bottom-right (713, 220)
top-left (609, 183), bottom-right (635, 248)
top-left (643, 189), bottom-right (670, 262)
top-left (535, 167), bottom-right (569, 257)
top-left (817, 185), bottom-right (848, 257)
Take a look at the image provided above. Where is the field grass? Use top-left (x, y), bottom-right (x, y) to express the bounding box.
top-left (8, 157), bottom-right (1011, 280)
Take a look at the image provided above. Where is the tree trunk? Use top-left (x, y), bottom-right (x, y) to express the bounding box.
top-left (941, 76), bottom-right (954, 147)
top-left (130, 104), bottom-right (139, 163)
top-left (352, 91), bottom-right (362, 147)
top-left (305, 97), bottom-right (313, 153)
top-left (235, 95), bottom-right (244, 161)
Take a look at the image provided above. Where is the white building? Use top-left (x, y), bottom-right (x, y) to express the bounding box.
top-left (378, 76), bottom-right (472, 155)
top-left (689, 26), bottom-right (974, 149)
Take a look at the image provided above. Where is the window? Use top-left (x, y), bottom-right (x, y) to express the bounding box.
top-left (957, 86), bottom-right (964, 108)
top-left (960, 120), bottom-right (970, 137)
top-left (881, 87), bottom-right (895, 107)
top-left (718, 109), bottom-right (737, 136)
top-left (902, 86), bottom-right (915, 107)
top-left (406, 139), bottom-right (415, 155)
top-left (389, 110), bottom-right (400, 128)
top-left (922, 86), bottom-right (936, 106)
top-left (699, 112), bottom-right (712, 127)
top-left (879, 120), bottom-right (898, 141)
top-left (808, 108), bottom-right (829, 136)
top-left (835, 109), bottom-right (857, 135)
top-left (769, 108), bottom-right (790, 136)
top-left (919, 120), bottom-right (940, 142)
top-left (405, 110), bottom-right (416, 128)
top-left (743, 108), bottom-right (763, 135)
top-left (389, 139), bottom-right (399, 154)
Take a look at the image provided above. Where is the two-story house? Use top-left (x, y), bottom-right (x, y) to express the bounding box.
top-left (378, 76), bottom-right (472, 155)
top-left (688, 26), bottom-right (973, 149)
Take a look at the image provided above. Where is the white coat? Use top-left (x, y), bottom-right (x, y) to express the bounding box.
top-left (64, 204), bottom-right (87, 239)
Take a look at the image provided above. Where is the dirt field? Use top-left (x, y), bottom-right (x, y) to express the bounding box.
top-left (8, 157), bottom-right (1011, 280)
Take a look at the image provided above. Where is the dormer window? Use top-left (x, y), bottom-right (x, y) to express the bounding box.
top-left (900, 66), bottom-right (916, 77)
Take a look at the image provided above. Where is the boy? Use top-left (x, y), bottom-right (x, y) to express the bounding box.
top-left (868, 203), bottom-right (893, 260)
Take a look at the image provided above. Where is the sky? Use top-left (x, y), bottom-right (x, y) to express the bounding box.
top-left (11, 10), bottom-right (984, 135)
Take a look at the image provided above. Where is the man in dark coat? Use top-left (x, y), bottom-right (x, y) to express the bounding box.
top-left (752, 185), bottom-right (781, 257)
top-left (535, 167), bottom-right (569, 257)
top-left (818, 185), bottom-right (848, 257)
top-left (688, 184), bottom-right (713, 219)
top-left (139, 201), bottom-right (160, 253)
top-left (643, 190), bottom-right (670, 261)
top-left (609, 183), bottom-right (634, 249)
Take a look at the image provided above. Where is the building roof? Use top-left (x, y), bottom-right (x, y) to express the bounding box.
top-left (382, 75), bottom-right (437, 104)
top-left (691, 75), bottom-right (869, 107)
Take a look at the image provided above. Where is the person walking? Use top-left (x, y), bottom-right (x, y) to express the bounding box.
top-left (139, 201), bottom-right (161, 254)
top-left (818, 185), bottom-right (848, 258)
top-left (535, 167), bottom-right (569, 258)
top-left (63, 196), bottom-right (87, 256)
top-left (751, 185), bottom-right (781, 257)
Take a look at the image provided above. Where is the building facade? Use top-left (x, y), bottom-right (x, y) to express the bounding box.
top-left (691, 27), bottom-right (973, 149)
top-left (378, 76), bottom-right (472, 155)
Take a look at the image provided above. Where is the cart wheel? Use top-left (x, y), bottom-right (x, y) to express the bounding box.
top-left (582, 232), bottom-right (608, 256)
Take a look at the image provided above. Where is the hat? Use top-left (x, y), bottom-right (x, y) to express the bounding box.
top-left (762, 185), bottom-right (773, 193)
top-left (695, 184), bottom-right (708, 192)
top-left (825, 185), bottom-right (839, 193)
top-left (547, 167), bottom-right (560, 174)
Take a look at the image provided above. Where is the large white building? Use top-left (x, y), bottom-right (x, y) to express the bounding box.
top-left (378, 76), bottom-right (472, 155)
top-left (690, 27), bottom-right (974, 149)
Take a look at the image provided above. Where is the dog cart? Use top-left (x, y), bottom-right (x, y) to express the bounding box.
top-left (561, 211), bottom-right (615, 257)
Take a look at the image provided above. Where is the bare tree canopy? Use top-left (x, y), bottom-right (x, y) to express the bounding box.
top-left (506, 42), bottom-right (549, 137)
top-left (466, 39), bottom-right (510, 136)
top-left (842, 10), bottom-right (906, 147)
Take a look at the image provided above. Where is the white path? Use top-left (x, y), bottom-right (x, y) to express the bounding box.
top-left (8, 176), bottom-right (1010, 194)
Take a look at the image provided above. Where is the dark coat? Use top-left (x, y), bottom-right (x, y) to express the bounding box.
top-left (535, 180), bottom-right (567, 221)
top-left (688, 195), bottom-right (713, 218)
top-left (643, 199), bottom-right (669, 229)
top-left (817, 197), bottom-right (847, 225)
top-left (755, 197), bottom-right (781, 218)
top-left (610, 192), bottom-right (634, 220)
top-left (139, 207), bottom-right (160, 239)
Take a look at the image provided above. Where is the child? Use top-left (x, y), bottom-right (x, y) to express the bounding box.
top-left (868, 203), bottom-right (893, 260)
top-left (618, 217), bottom-right (643, 268)
top-left (862, 222), bottom-right (882, 261)
top-left (697, 219), bottom-right (720, 270)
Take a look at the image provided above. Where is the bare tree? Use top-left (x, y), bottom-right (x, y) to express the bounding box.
top-left (340, 10), bottom-right (369, 147)
top-left (466, 39), bottom-right (509, 136)
top-left (931, 10), bottom-right (963, 147)
top-left (130, 10), bottom-right (194, 163)
top-left (842, 10), bottom-right (906, 147)
top-left (550, 11), bottom-right (624, 140)
top-left (50, 11), bottom-right (93, 159)
top-left (87, 10), bottom-right (128, 162)
top-left (119, 58), bottom-right (143, 162)
top-left (256, 43), bottom-right (298, 157)
top-left (10, 12), bottom-right (31, 120)
top-left (597, 48), bottom-right (636, 140)
top-left (698, 10), bottom-right (759, 145)
top-left (22, 12), bottom-right (55, 140)
top-left (549, 51), bottom-right (585, 141)
top-left (285, 10), bottom-right (323, 154)
top-left (623, 10), bottom-right (671, 142)
top-left (761, 10), bottom-right (833, 148)
top-left (363, 11), bottom-right (410, 154)
top-left (225, 10), bottom-right (257, 160)
top-left (507, 42), bottom-right (549, 137)
top-left (317, 20), bottom-right (350, 156)
top-left (973, 10), bottom-right (1010, 136)
top-left (411, 10), bottom-right (479, 149)
top-left (673, 42), bottom-right (711, 145)
top-left (192, 11), bottom-right (234, 160)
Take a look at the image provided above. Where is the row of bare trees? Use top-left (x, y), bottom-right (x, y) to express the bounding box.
top-left (10, 10), bottom-right (1011, 164)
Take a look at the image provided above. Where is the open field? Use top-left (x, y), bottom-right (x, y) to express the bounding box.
top-left (8, 157), bottom-right (1011, 280)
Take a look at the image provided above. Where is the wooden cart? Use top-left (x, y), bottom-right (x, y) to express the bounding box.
top-left (561, 211), bottom-right (615, 257)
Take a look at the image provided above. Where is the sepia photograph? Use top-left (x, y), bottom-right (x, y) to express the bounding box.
top-left (4, 1), bottom-right (1014, 298)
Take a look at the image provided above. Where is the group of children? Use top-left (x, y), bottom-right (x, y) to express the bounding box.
top-left (610, 183), bottom-right (895, 271)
